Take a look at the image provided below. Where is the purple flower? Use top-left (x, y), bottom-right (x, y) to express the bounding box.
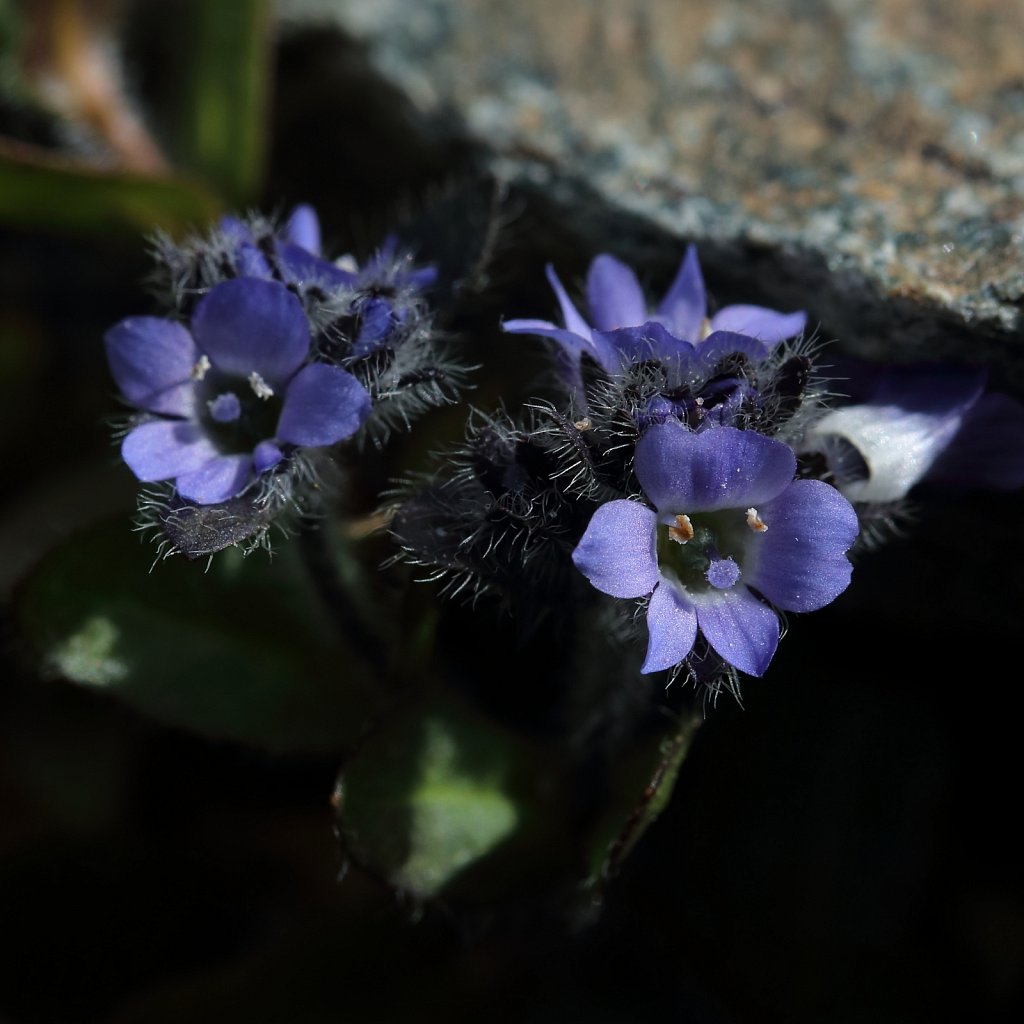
top-left (502, 246), bottom-right (806, 392)
top-left (802, 363), bottom-right (1024, 502)
top-left (106, 277), bottom-right (372, 504)
top-left (220, 203), bottom-right (358, 288)
top-left (572, 422), bottom-right (858, 676)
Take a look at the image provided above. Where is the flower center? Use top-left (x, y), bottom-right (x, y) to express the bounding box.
top-left (656, 507), bottom-right (766, 593)
top-left (197, 371), bottom-right (283, 454)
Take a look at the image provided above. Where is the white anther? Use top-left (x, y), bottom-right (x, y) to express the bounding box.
top-left (745, 507), bottom-right (768, 533)
top-left (248, 371), bottom-right (275, 399)
top-left (574, 417), bottom-right (592, 431)
top-left (190, 354), bottom-right (212, 381)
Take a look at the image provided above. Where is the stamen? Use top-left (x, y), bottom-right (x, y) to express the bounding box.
top-left (574, 417), bottom-right (592, 431)
top-left (746, 507), bottom-right (768, 533)
top-left (248, 371), bottom-right (275, 400)
top-left (668, 513), bottom-right (694, 544)
top-left (190, 354), bottom-right (212, 381)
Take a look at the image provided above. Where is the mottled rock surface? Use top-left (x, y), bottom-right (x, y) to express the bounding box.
top-left (284, 0), bottom-right (1024, 383)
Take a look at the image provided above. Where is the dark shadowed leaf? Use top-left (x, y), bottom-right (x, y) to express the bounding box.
top-left (14, 518), bottom-right (383, 753)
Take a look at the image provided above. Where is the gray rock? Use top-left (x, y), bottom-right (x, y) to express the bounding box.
top-left (284, 0), bottom-right (1024, 384)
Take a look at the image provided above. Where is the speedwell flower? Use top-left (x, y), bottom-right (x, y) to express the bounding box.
top-left (106, 277), bottom-right (371, 504)
top-left (572, 422), bottom-right (858, 677)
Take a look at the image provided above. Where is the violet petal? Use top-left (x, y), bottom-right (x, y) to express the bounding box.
top-left (927, 392), bottom-right (1024, 491)
top-left (696, 588), bottom-right (780, 677)
top-left (745, 479), bottom-right (858, 612)
top-left (635, 422), bottom-right (796, 514)
top-left (283, 204), bottom-right (321, 254)
top-left (654, 245), bottom-right (706, 341)
top-left (253, 440), bottom-right (284, 474)
top-left (105, 317), bottom-right (198, 416)
top-left (641, 578), bottom-right (699, 673)
top-left (709, 305), bottom-right (806, 343)
top-left (544, 264), bottom-right (592, 339)
top-left (121, 420), bottom-right (220, 482)
top-left (190, 278), bottom-right (310, 386)
top-left (276, 363), bottom-right (372, 447)
top-left (572, 500), bottom-right (660, 598)
top-left (175, 454), bottom-right (254, 505)
top-left (586, 254), bottom-right (647, 330)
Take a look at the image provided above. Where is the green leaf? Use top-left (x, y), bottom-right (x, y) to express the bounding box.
top-left (585, 712), bottom-right (703, 892)
top-left (337, 692), bottom-right (561, 901)
top-left (176, 0), bottom-right (271, 206)
top-left (0, 146), bottom-right (222, 235)
top-left (14, 519), bottom-right (383, 754)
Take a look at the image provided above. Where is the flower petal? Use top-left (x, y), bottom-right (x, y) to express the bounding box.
top-left (190, 278), bottom-right (310, 385)
top-left (642, 578), bottom-right (699, 673)
top-left (927, 392), bottom-right (1024, 491)
top-left (635, 422), bottom-right (796, 514)
top-left (709, 305), bottom-right (806, 343)
top-left (276, 243), bottom-right (357, 288)
top-left (253, 440), bottom-right (284, 474)
top-left (283, 203), bottom-right (321, 254)
top-left (744, 479), bottom-right (858, 612)
top-left (276, 363), bottom-right (372, 447)
top-left (105, 317), bottom-right (198, 416)
top-left (121, 420), bottom-right (219, 482)
top-left (803, 364), bottom-right (987, 502)
top-left (586, 254), bottom-right (647, 330)
top-left (595, 321), bottom-right (695, 375)
top-left (696, 588), bottom-right (779, 677)
top-left (545, 264), bottom-right (592, 338)
top-left (175, 454), bottom-right (254, 505)
top-left (572, 500), bottom-right (660, 598)
top-left (654, 245), bottom-right (706, 341)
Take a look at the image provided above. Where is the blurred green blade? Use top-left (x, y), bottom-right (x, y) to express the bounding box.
top-left (0, 145), bottom-right (222, 234)
top-left (14, 519), bottom-right (382, 754)
top-left (178, 0), bottom-right (271, 206)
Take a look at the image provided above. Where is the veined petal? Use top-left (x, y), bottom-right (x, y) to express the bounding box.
top-left (105, 317), bottom-right (198, 416)
top-left (709, 305), bottom-right (806, 343)
top-left (572, 500), bottom-right (660, 598)
top-left (803, 364), bottom-right (987, 502)
top-left (806, 404), bottom-right (968, 503)
top-left (586, 254), bottom-right (647, 330)
top-left (696, 588), bottom-right (779, 677)
top-left (175, 454), bottom-right (254, 505)
top-left (654, 245), bottom-right (706, 341)
top-left (276, 363), bottom-right (372, 447)
top-left (121, 420), bottom-right (219, 482)
top-left (545, 264), bottom-right (592, 338)
top-left (744, 479), bottom-right (858, 612)
top-left (283, 203), bottom-right (321, 254)
top-left (635, 422), bottom-right (796, 514)
top-left (641, 578), bottom-right (699, 673)
top-left (191, 278), bottom-right (310, 386)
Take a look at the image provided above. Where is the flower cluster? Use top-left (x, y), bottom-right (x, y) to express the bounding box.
top-left (106, 211), bottom-right (1024, 695)
top-left (107, 204), bottom-right (466, 556)
top-left (393, 245), bottom-right (1024, 693)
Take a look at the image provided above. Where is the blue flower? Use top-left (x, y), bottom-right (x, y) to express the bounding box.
top-left (219, 203), bottom-right (357, 288)
top-left (502, 246), bottom-right (806, 395)
top-left (106, 277), bottom-right (372, 504)
top-left (802, 363), bottom-right (1024, 502)
top-left (572, 422), bottom-right (858, 676)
